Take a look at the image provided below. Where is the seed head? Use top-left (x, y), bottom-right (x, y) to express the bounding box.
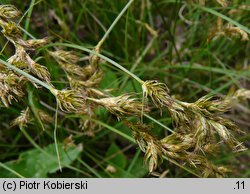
top-left (0, 72), bottom-right (25, 107)
top-left (233, 88), bottom-right (250, 101)
top-left (89, 94), bottom-right (148, 118)
top-left (18, 38), bottom-right (50, 50)
top-left (55, 89), bottom-right (87, 113)
top-left (126, 121), bottom-right (163, 173)
top-left (216, 0), bottom-right (228, 7)
top-left (208, 118), bottom-right (246, 152)
top-left (60, 63), bottom-right (86, 78)
top-left (1, 21), bottom-right (22, 41)
top-left (49, 50), bottom-right (80, 64)
top-left (192, 95), bottom-right (231, 116)
top-left (11, 107), bottom-right (30, 128)
top-left (203, 162), bottom-right (231, 178)
top-left (0, 5), bottom-right (21, 20)
top-left (224, 24), bottom-right (249, 41)
top-left (161, 133), bottom-right (195, 152)
top-left (142, 80), bottom-right (173, 108)
top-left (8, 45), bottom-right (51, 82)
top-left (169, 94), bottom-right (246, 152)
top-left (145, 139), bottom-right (163, 173)
top-left (30, 62), bottom-right (51, 83)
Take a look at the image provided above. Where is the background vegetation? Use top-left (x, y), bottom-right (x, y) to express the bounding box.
top-left (0, 0), bottom-right (249, 178)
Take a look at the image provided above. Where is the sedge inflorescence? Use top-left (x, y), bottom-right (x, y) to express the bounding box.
top-left (0, 4), bottom-right (249, 177)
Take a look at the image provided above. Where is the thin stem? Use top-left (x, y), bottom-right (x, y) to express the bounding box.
top-left (0, 162), bottom-right (25, 178)
top-left (164, 157), bottom-right (201, 177)
top-left (121, 34), bottom-right (158, 89)
top-left (92, 118), bottom-right (135, 143)
top-left (96, 0), bottom-right (135, 48)
top-left (144, 114), bottom-right (175, 134)
top-left (54, 101), bottom-right (62, 172)
top-left (28, 88), bottom-right (46, 131)
top-left (23, 0), bottom-right (36, 40)
top-left (77, 158), bottom-right (102, 178)
top-left (86, 9), bottom-right (107, 33)
top-left (20, 127), bottom-right (46, 154)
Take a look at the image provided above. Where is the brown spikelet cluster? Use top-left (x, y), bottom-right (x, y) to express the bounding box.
top-left (0, 70), bottom-right (25, 107)
top-left (44, 45), bottom-right (146, 136)
top-left (0, 5), bottom-right (51, 106)
top-left (55, 89), bottom-right (87, 113)
top-left (188, 0), bottom-right (228, 7)
top-left (0, 5), bottom-right (22, 19)
top-left (49, 45), bottom-right (146, 134)
top-left (125, 121), bottom-right (163, 173)
top-left (0, 4), bottom-right (133, 137)
top-left (174, 96), bottom-right (246, 152)
top-left (126, 121), bottom-right (232, 177)
top-left (10, 107), bottom-right (30, 128)
top-left (0, 5), bottom-right (51, 82)
top-left (142, 80), bottom-right (173, 108)
top-left (11, 107), bottom-right (52, 130)
top-left (89, 94), bottom-right (148, 119)
top-left (139, 80), bottom-right (248, 174)
top-left (216, 0), bottom-right (228, 7)
top-left (208, 17), bottom-right (249, 42)
top-left (49, 48), bottom-right (103, 89)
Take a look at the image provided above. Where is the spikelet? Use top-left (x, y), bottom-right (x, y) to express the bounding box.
top-left (188, 0), bottom-right (228, 7)
top-left (60, 63), bottom-right (86, 78)
top-left (202, 163), bottom-right (231, 178)
top-left (161, 133), bottom-right (195, 153)
top-left (0, 20), bottom-right (22, 41)
top-left (11, 107), bottom-right (30, 128)
top-left (89, 94), bottom-right (148, 118)
top-left (125, 121), bottom-right (163, 173)
top-left (0, 8), bottom-right (51, 85)
top-left (48, 50), bottom-right (80, 64)
top-left (208, 18), bottom-right (249, 42)
top-left (0, 5), bottom-right (22, 20)
top-left (224, 24), bottom-right (249, 41)
top-left (89, 46), bottom-right (101, 68)
top-left (142, 79), bottom-right (246, 152)
top-left (55, 89), bottom-right (87, 113)
top-left (233, 88), bottom-right (250, 101)
top-left (216, 0), bottom-right (228, 7)
top-left (79, 107), bottom-right (97, 137)
top-left (7, 45), bottom-right (51, 82)
top-left (17, 38), bottom-right (50, 50)
top-left (30, 63), bottom-right (51, 83)
top-left (142, 80), bottom-right (173, 108)
top-left (175, 96), bottom-right (246, 152)
top-left (126, 121), bottom-right (230, 177)
top-left (0, 71), bottom-right (25, 107)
